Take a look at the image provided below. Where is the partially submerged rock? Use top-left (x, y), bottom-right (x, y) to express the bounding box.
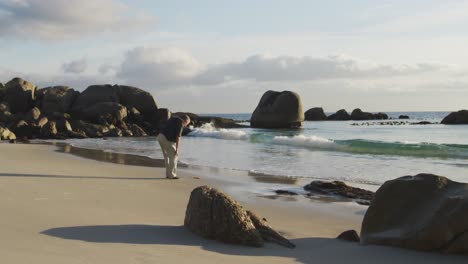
top-left (185, 186), bottom-right (295, 248)
top-left (441, 110), bottom-right (468, 125)
top-left (304, 107), bottom-right (327, 121)
top-left (361, 174), bottom-right (468, 254)
top-left (251, 90), bottom-right (304, 128)
top-left (327, 109), bottom-right (351, 121)
top-left (304, 180), bottom-right (374, 204)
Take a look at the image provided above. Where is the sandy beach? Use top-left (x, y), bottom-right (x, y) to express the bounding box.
top-left (0, 143), bottom-right (467, 264)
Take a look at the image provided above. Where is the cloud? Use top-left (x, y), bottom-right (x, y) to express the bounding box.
top-left (62, 58), bottom-right (88, 74)
top-left (116, 46), bottom-right (203, 88)
top-left (194, 54), bottom-right (443, 85)
top-left (0, 0), bottom-right (155, 40)
top-left (114, 47), bottom-right (445, 89)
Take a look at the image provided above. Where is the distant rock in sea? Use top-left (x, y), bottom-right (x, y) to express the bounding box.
top-left (441, 110), bottom-right (468, 124)
top-left (327, 109), bottom-right (351, 121)
top-left (304, 107), bottom-right (327, 121)
top-left (250, 90), bottom-right (304, 128)
top-left (399, 115), bottom-right (410, 119)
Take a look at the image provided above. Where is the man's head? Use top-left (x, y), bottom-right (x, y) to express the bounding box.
top-left (181, 115), bottom-right (191, 127)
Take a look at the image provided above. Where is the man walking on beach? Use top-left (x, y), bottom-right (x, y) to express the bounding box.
top-left (157, 115), bottom-right (191, 179)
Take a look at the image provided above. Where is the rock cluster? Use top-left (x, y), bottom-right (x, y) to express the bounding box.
top-left (304, 107), bottom-right (390, 121)
top-left (0, 77), bottom-right (169, 140)
top-left (185, 185), bottom-right (295, 248)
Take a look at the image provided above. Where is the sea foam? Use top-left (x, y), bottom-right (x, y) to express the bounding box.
top-left (188, 123), bottom-right (248, 140)
top-left (273, 135), bottom-right (338, 150)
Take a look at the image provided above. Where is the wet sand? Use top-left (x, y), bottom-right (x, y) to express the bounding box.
top-left (0, 142), bottom-right (466, 263)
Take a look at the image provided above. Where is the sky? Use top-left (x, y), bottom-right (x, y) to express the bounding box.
top-left (1, 0), bottom-right (468, 113)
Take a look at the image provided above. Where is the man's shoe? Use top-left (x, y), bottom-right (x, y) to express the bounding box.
top-left (167, 176), bottom-right (179, 180)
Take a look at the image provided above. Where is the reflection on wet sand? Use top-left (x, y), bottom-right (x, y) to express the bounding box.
top-left (248, 171), bottom-right (299, 184)
top-left (44, 142), bottom-right (191, 169)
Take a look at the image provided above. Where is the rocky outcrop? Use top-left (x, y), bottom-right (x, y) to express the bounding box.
top-left (70, 120), bottom-right (109, 138)
top-left (185, 186), bottom-right (294, 248)
top-left (4, 77), bottom-right (36, 113)
top-left (0, 82), bottom-right (5, 101)
top-left (361, 174), bottom-right (468, 254)
top-left (304, 107), bottom-right (327, 121)
top-left (250, 91), bottom-right (304, 128)
top-left (327, 109), bottom-right (351, 121)
top-left (40, 121), bottom-right (58, 138)
top-left (374, 112), bottom-right (389, 120)
top-left (399, 115), bottom-right (410, 119)
top-left (304, 180), bottom-right (374, 205)
top-left (441, 110), bottom-right (468, 125)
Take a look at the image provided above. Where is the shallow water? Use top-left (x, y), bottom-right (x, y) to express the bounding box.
top-left (49, 112), bottom-right (468, 191)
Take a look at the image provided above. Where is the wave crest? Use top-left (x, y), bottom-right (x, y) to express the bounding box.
top-left (188, 123), bottom-right (248, 140)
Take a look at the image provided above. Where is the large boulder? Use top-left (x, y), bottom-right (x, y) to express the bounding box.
top-left (351, 108), bottom-right (375, 120)
top-left (40, 86), bottom-right (79, 114)
top-left (374, 112), bottom-right (389, 120)
top-left (77, 102), bottom-right (127, 124)
top-left (25, 107), bottom-right (41, 124)
top-left (251, 90), bottom-right (304, 128)
top-left (4, 77), bottom-right (37, 113)
top-left (185, 185), bottom-right (263, 247)
top-left (117, 85), bottom-right (158, 120)
top-left (40, 121), bottom-right (58, 138)
top-left (184, 185), bottom-right (294, 248)
top-left (441, 110), bottom-right (468, 125)
top-left (304, 107), bottom-right (327, 121)
top-left (72, 85), bottom-right (119, 112)
top-left (361, 174), bottom-right (468, 254)
top-left (327, 109), bottom-right (351, 121)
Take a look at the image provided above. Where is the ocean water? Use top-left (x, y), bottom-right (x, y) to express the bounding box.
top-left (53, 112), bottom-right (468, 190)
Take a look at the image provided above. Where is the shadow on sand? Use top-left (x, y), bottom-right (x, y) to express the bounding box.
top-left (41, 224), bottom-right (468, 264)
top-left (0, 173), bottom-right (168, 181)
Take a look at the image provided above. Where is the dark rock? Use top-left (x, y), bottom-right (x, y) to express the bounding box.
top-left (25, 107), bottom-right (41, 124)
top-left (174, 112), bottom-right (248, 129)
top-left (374, 112), bottom-right (388, 120)
top-left (70, 120), bottom-right (109, 138)
top-left (40, 86), bottom-right (79, 114)
top-left (4, 77), bottom-right (37, 113)
top-left (304, 107), bottom-right (327, 121)
top-left (10, 120), bottom-right (35, 139)
top-left (0, 83), bottom-right (4, 101)
top-left (127, 107), bottom-right (145, 124)
top-left (0, 101), bottom-right (9, 112)
top-left (441, 110), bottom-right (468, 125)
top-left (410, 121), bottom-right (434, 125)
top-left (155, 108), bottom-right (171, 127)
top-left (67, 130), bottom-right (87, 139)
top-left (104, 127), bottom-right (122, 137)
top-left (251, 90), bottom-right (304, 128)
top-left (55, 118), bottom-right (72, 132)
top-left (72, 84), bottom-right (119, 112)
top-left (304, 180), bottom-right (374, 203)
top-left (246, 210), bottom-right (295, 248)
top-left (327, 109), bottom-right (351, 121)
top-left (77, 102), bottom-right (127, 124)
top-left (275, 190), bottom-right (298, 196)
top-left (0, 110), bottom-right (14, 123)
top-left (399, 115), bottom-right (410, 119)
top-left (351, 108), bottom-right (375, 120)
top-left (117, 85), bottom-right (158, 121)
top-left (337, 230), bottom-right (360, 242)
top-left (40, 121), bottom-right (57, 138)
top-left (184, 186), bottom-right (263, 247)
top-left (129, 124), bottom-right (147, 137)
top-left (361, 174), bottom-right (468, 254)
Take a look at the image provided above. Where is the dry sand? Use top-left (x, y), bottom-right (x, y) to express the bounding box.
top-left (0, 142), bottom-right (466, 263)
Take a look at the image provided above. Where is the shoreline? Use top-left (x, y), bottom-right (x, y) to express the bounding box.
top-left (1, 142), bottom-right (467, 263)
